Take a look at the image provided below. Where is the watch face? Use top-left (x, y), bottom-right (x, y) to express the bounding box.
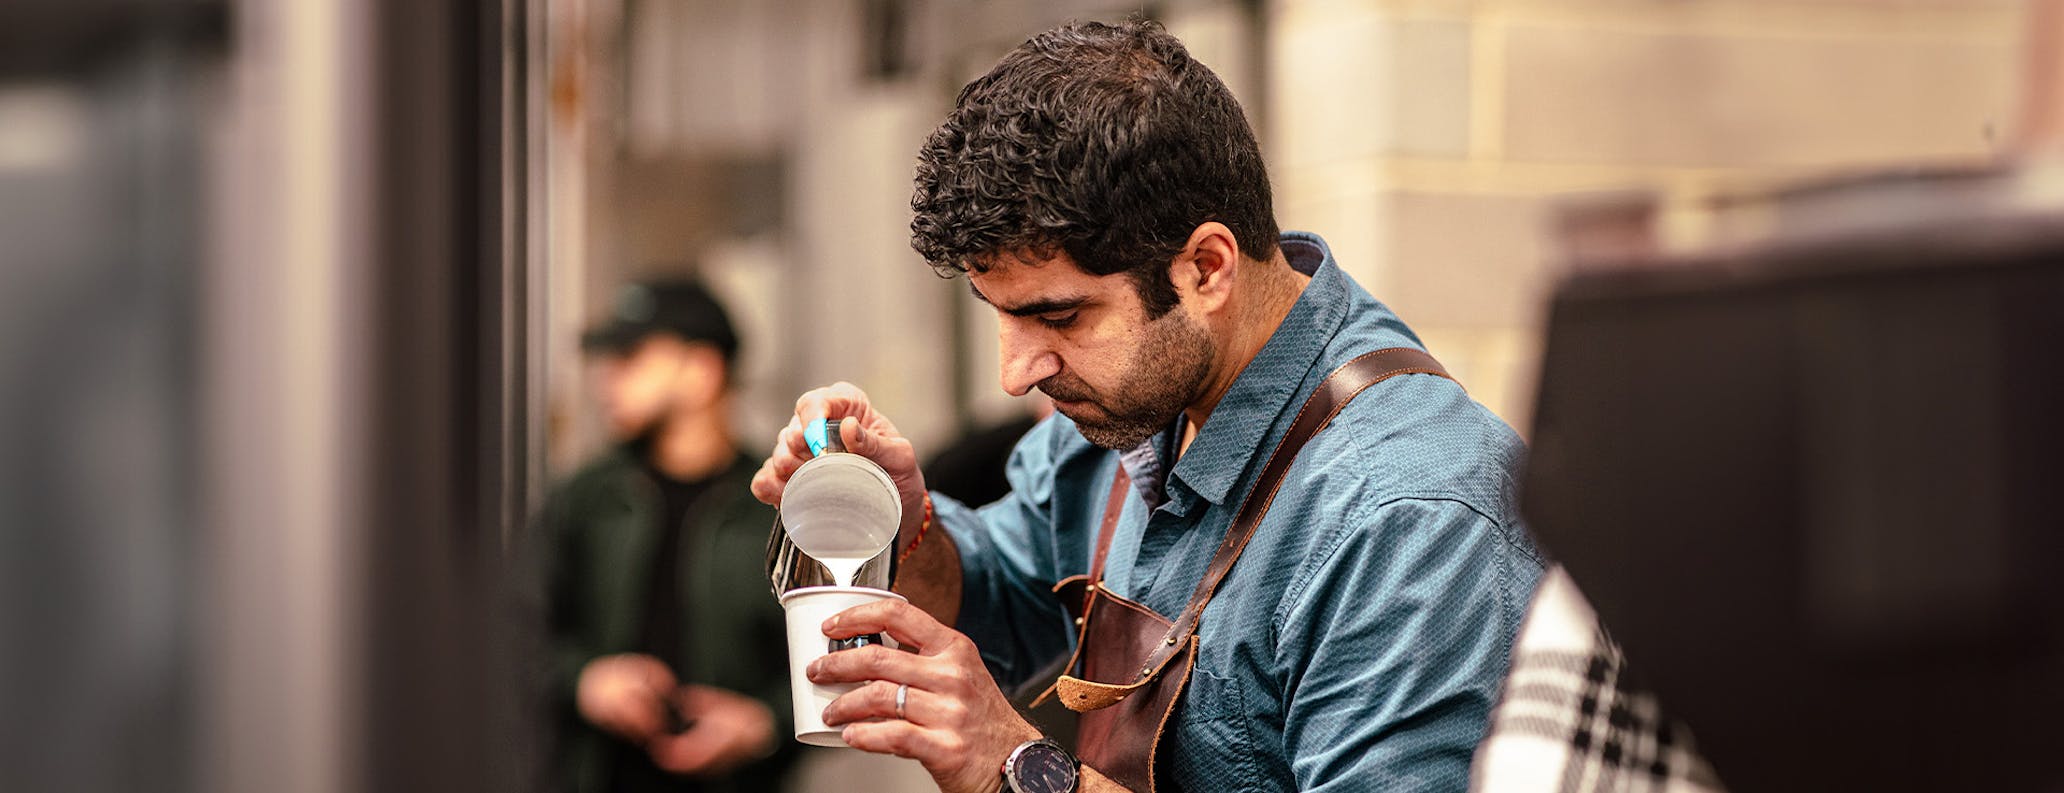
top-left (1009, 742), bottom-right (1078, 793)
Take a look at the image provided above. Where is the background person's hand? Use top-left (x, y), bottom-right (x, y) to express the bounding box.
top-left (752, 382), bottom-right (928, 537)
top-left (645, 684), bottom-right (777, 777)
top-left (810, 598), bottom-right (1042, 793)
top-left (575, 653), bottom-right (677, 743)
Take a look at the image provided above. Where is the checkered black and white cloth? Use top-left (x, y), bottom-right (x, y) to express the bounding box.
top-left (1472, 568), bottom-right (1727, 793)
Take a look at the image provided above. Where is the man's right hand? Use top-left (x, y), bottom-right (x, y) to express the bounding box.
top-left (576, 653), bottom-right (677, 742)
top-left (752, 382), bottom-right (928, 539)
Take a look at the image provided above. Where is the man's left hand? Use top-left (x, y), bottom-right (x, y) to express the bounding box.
top-left (811, 598), bottom-right (1042, 793)
top-left (645, 684), bottom-right (777, 777)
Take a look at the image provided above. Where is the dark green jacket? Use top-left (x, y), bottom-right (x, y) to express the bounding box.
top-left (543, 448), bottom-right (795, 793)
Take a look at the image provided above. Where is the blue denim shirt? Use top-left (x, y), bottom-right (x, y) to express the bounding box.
top-left (937, 232), bottom-right (1544, 791)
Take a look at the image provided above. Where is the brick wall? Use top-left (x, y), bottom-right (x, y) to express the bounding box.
top-left (1265, 0), bottom-right (2025, 430)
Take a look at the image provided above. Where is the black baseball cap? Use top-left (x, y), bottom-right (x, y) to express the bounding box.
top-left (580, 278), bottom-right (740, 361)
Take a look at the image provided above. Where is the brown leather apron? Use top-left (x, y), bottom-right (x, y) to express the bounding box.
top-left (1041, 348), bottom-right (1453, 792)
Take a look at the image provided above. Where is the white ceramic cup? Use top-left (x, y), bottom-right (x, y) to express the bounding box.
top-left (779, 585), bottom-right (906, 746)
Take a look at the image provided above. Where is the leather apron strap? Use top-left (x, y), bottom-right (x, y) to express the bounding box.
top-left (1041, 470), bottom-right (1135, 707)
top-left (1046, 347), bottom-right (1453, 792)
top-left (1139, 346), bottom-right (1451, 676)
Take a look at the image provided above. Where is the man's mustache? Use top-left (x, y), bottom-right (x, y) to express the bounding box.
top-left (1036, 375), bottom-right (1093, 404)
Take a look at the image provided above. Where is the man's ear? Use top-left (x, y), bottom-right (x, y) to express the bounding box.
top-left (1174, 222), bottom-right (1241, 315)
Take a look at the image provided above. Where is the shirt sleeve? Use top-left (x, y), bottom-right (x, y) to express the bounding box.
top-left (1278, 496), bottom-right (1542, 791)
top-left (936, 416), bottom-right (1079, 692)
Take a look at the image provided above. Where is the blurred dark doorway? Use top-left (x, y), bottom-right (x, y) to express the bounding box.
top-left (0, 1), bottom-right (545, 792)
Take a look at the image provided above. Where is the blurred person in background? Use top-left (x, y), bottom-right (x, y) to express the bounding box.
top-left (753, 20), bottom-right (1542, 793)
top-left (921, 395), bottom-right (1052, 509)
top-left (542, 279), bottom-right (795, 793)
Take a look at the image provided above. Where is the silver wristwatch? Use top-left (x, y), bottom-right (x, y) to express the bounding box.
top-left (1002, 738), bottom-right (1079, 793)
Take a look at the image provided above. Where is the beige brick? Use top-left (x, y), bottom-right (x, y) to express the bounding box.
top-left (1270, 8), bottom-right (1474, 166)
top-left (1278, 187), bottom-right (1394, 291)
top-left (1380, 190), bottom-right (1552, 330)
top-left (1500, 25), bottom-right (2017, 168)
top-left (1394, 18), bottom-right (1476, 156)
top-left (1276, 186), bottom-right (1553, 427)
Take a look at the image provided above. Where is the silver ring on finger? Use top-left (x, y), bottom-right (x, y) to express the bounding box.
top-left (895, 683), bottom-right (909, 720)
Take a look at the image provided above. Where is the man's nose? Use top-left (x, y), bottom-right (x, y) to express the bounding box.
top-left (998, 322), bottom-right (1060, 397)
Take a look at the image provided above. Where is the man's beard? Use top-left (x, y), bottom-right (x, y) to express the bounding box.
top-left (1039, 310), bottom-right (1213, 450)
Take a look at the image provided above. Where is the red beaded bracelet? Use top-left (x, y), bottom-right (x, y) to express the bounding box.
top-left (896, 492), bottom-right (934, 566)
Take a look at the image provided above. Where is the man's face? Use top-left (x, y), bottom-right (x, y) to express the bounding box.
top-left (968, 252), bottom-right (1213, 450)
top-left (587, 336), bottom-right (704, 440)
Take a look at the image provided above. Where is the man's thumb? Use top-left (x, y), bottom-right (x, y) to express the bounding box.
top-left (839, 416), bottom-right (872, 455)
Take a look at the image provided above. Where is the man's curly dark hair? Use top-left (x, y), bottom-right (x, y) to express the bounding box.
top-left (909, 19), bottom-right (1279, 318)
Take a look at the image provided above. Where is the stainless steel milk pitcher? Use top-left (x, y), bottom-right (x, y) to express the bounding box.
top-left (764, 417), bottom-right (898, 597)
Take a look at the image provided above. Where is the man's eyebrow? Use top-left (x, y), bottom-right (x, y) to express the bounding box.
top-left (967, 281), bottom-right (1090, 318)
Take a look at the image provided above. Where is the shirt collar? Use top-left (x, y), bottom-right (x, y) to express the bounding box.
top-left (1124, 231), bottom-right (1351, 513)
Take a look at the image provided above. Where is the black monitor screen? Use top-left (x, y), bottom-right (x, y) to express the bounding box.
top-left (1523, 219), bottom-right (2064, 793)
